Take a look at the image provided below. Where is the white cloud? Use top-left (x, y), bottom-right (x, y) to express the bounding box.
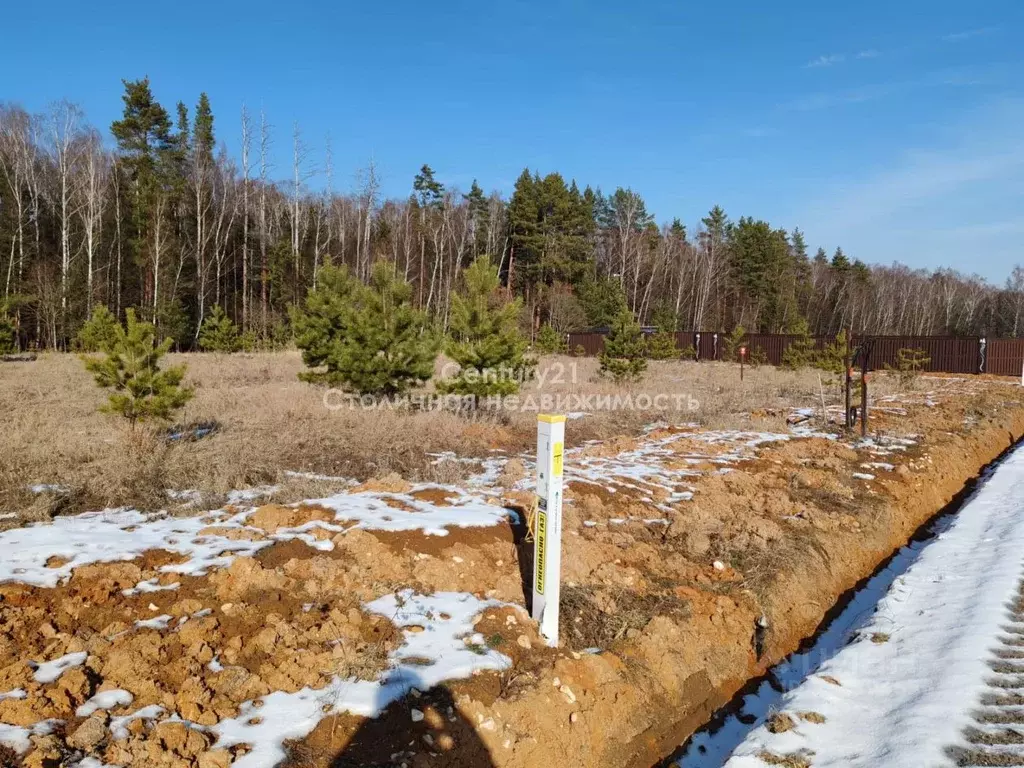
top-left (806, 53), bottom-right (845, 68)
top-left (934, 218), bottom-right (1024, 239)
top-left (795, 99), bottom-right (1024, 277)
top-left (942, 27), bottom-right (999, 43)
top-left (785, 82), bottom-right (900, 112)
top-left (782, 68), bottom-right (985, 112)
top-left (805, 49), bottom-right (881, 69)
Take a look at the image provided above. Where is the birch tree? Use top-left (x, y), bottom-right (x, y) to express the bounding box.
top-left (77, 129), bottom-right (109, 314)
top-left (48, 100), bottom-right (85, 340)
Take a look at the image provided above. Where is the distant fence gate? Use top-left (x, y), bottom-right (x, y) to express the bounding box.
top-left (565, 330), bottom-right (1024, 377)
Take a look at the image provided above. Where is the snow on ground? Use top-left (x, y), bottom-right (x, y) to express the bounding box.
top-left (109, 704), bottom-right (166, 740)
top-left (76, 689), bottom-right (134, 717)
top-left (677, 443), bottom-right (1024, 768)
top-left (0, 483), bottom-right (512, 589)
top-left (0, 508), bottom-right (270, 588)
top-left (0, 720), bottom-right (60, 753)
top-left (468, 426), bottom-right (838, 515)
top-left (72, 758), bottom-right (118, 768)
top-left (850, 434), bottom-right (918, 458)
top-left (304, 485), bottom-right (509, 537)
top-left (6, 426), bottom-right (811, 589)
top-left (0, 591), bottom-right (511, 763)
top-left (121, 577), bottom-right (180, 596)
top-left (30, 651), bottom-right (87, 684)
top-left (28, 484), bottom-right (69, 494)
top-left (212, 590), bottom-right (512, 768)
top-left (567, 428), bottom-right (838, 511)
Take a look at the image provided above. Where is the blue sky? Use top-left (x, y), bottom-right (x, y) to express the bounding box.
top-left (1, 0), bottom-right (1021, 280)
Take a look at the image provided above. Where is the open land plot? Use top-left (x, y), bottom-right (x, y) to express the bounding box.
top-left (0, 353), bottom-right (1021, 768)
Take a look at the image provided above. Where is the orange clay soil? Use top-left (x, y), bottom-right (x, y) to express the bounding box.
top-left (1, 378), bottom-right (1023, 768)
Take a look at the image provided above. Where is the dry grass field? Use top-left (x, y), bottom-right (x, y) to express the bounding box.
top-left (0, 350), bottom-right (891, 523)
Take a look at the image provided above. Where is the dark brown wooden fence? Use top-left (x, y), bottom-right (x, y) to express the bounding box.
top-left (568, 332), bottom-right (606, 356)
top-left (865, 336), bottom-right (981, 374)
top-left (565, 330), bottom-right (1024, 377)
top-left (986, 339), bottom-right (1024, 377)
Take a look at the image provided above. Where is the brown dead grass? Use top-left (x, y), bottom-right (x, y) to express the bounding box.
top-left (558, 583), bottom-right (691, 651)
top-left (766, 712), bottom-right (796, 734)
top-left (798, 711), bottom-right (827, 724)
top-left (0, 351), bottom-right (894, 519)
top-left (757, 751), bottom-right (814, 768)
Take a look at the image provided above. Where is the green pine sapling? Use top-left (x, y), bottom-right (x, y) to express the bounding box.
top-left (81, 309), bottom-right (194, 428)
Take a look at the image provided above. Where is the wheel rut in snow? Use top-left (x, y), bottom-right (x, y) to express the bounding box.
top-left (947, 573), bottom-right (1024, 767)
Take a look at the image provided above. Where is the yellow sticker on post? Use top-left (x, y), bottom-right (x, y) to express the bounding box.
top-left (552, 441), bottom-right (564, 476)
top-left (534, 510), bottom-right (547, 594)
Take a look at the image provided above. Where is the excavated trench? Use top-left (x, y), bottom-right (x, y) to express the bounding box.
top-left (657, 437), bottom-right (1024, 767)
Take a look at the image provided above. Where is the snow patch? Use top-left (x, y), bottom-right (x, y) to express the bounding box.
top-left (227, 486), bottom-right (279, 504)
top-left (121, 578), bottom-right (180, 596)
top-left (307, 486), bottom-right (510, 537)
top-left (76, 689), bottom-right (134, 717)
top-left (0, 720), bottom-right (60, 754)
top-left (212, 591), bottom-right (512, 768)
top-left (134, 615), bottom-right (172, 631)
top-left (0, 508), bottom-right (271, 588)
top-left (30, 651), bottom-right (87, 684)
top-left (28, 484), bottom-right (68, 494)
top-left (0, 480), bottom-right (513, 588)
top-left (110, 705), bottom-right (166, 740)
top-left (71, 758), bottom-right (119, 768)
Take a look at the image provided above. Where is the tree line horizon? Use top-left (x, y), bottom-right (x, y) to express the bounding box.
top-left (2, 77), bottom-right (1022, 353)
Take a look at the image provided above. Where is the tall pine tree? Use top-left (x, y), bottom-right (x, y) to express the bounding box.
top-left (508, 170), bottom-right (594, 290)
top-left (110, 79), bottom-right (181, 322)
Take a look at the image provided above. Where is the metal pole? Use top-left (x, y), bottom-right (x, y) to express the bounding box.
top-left (861, 362), bottom-right (869, 438)
top-left (845, 331), bottom-right (853, 431)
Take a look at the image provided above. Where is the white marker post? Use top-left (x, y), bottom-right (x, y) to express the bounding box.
top-left (532, 413), bottom-right (565, 647)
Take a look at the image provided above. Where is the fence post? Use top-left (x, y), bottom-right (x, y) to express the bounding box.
top-left (695, 332), bottom-right (701, 362)
top-left (533, 414), bottom-right (565, 647)
top-left (861, 349), bottom-right (869, 438)
top-left (979, 337), bottom-right (987, 374)
top-left (844, 331), bottom-right (853, 431)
